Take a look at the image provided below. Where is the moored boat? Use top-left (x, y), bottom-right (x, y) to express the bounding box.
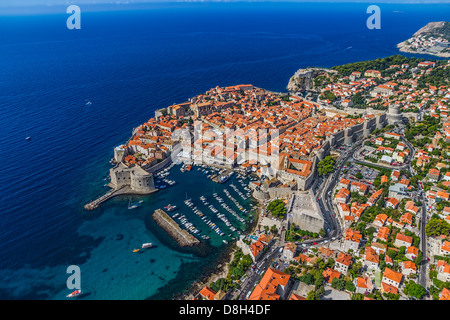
top-left (164, 204), bottom-right (177, 212)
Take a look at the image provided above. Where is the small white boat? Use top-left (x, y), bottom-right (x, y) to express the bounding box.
top-left (128, 199), bottom-right (140, 209)
top-left (66, 289), bottom-right (83, 298)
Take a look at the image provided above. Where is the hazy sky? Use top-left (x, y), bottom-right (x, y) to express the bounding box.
top-left (2, 0), bottom-right (450, 7)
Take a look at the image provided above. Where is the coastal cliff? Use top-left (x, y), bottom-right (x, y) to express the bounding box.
top-left (287, 67), bottom-right (337, 93)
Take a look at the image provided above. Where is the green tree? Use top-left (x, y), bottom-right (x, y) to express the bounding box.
top-left (351, 293), bottom-right (364, 300)
top-left (319, 90), bottom-right (336, 102)
top-left (351, 92), bottom-right (365, 107)
top-left (345, 281), bottom-right (356, 292)
top-left (415, 251), bottom-right (423, 268)
top-left (306, 290), bottom-right (316, 300)
top-left (314, 274), bottom-right (324, 290)
top-left (319, 228), bottom-right (326, 238)
top-left (267, 199), bottom-right (287, 219)
top-left (331, 277), bottom-right (346, 291)
top-left (387, 249), bottom-right (398, 261)
top-left (404, 281), bottom-right (426, 299)
top-left (425, 217), bottom-right (450, 237)
top-left (299, 273), bottom-right (314, 285)
top-left (231, 266), bottom-right (245, 279)
top-left (317, 156), bottom-right (336, 176)
top-left (315, 286), bottom-right (325, 299)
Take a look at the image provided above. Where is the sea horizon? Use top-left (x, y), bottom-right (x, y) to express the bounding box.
top-left (2, 1), bottom-right (450, 15)
top-left (1, 1), bottom-right (448, 299)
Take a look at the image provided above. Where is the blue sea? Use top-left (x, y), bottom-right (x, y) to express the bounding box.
top-left (0, 2), bottom-right (448, 300)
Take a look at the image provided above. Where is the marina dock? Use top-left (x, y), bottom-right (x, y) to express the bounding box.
top-left (152, 209), bottom-right (200, 247)
top-left (212, 169), bottom-right (234, 184)
top-left (84, 185), bottom-right (157, 210)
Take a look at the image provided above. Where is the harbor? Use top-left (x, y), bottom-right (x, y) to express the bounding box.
top-left (145, 160), bottom-right (258, 249)
top-left (78, 155), bottom-right (259, 299)
top-left (85, 156), bottom-right (258, 249)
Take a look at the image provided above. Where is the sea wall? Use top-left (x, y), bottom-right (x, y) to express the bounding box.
top-left (328, 115), bottom-right (386, 149)
top-left (152, 209), bottom-right (200, 247)
top-left (147, 143), bottom-right (181, 173)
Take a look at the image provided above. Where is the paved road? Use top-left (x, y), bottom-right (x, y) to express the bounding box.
top-left (349, 127), bottom-right (429, 295)
top-left (418, 190), bottom-right (428, 291)
top-left (236, 244), bottom-right (283, 300)
top-left (234, 125), bottom-right (430, 299)
top-left (316, 141), bottom-right (364, 241)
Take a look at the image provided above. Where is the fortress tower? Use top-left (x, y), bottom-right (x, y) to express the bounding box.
top-left (363, 121), bottom-right (371, 137)
top-left (344, 127), bottom-right (353, 145)
top-left (326, 135), bottom-right (336, 148)
top-left (387, 105), bottom-right (403, 126)
top-left (113, 145), bottom-right (128, 163)
top-left (109, 163), bottom-right (155, 193)
top-left (375, 114), bottom-right (386, 130)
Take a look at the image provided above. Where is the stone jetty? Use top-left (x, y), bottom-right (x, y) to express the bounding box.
top-left (84, 185), bottom-right (157, 210)
top-left (84, 186), bottom-right (125, 210)
top-left (152, 209), bottom-right (200, 247)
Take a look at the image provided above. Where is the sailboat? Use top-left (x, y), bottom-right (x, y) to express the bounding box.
top-left (128, 198), bottom-right (142, 210)
top-left (25, 131), bottom-right (31, 141)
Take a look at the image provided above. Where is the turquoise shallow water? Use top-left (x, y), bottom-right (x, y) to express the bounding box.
top-left (1, 2), bottom-right (449, 300)
top-left (62, 163), bottom-right (257, 300)
top-left (0, 161), bottom-right (256, 300)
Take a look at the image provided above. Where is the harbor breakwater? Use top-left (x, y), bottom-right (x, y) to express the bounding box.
top-left (152, 209), bottom-right (200, 247)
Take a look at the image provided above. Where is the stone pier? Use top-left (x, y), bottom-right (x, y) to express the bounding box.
top-left (152, 209), bottom-right (200, 247)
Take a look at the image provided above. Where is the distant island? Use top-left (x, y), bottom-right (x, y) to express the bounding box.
top-left (397, 21), bottom-right (450, 58)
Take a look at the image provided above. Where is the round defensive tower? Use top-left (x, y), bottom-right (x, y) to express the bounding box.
top-left (130, 167), bottom-right (155, 193)
top-left (387, 105), bottom-right (403, 126)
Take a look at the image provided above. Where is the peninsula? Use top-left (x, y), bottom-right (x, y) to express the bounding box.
top-left (397, 21), bottom-right (450, 58)
top-left (90, 55), bottom-right (450, 301)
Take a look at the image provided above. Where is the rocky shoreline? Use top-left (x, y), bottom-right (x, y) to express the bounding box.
top-left (286, 67), bottom-right (337, 93)
top-left (397, 41), bottom-right (450, 58)
top-left (175, 246), bottom-right (234, 300)
top-left (396, 21), bottom-right (450, 58)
